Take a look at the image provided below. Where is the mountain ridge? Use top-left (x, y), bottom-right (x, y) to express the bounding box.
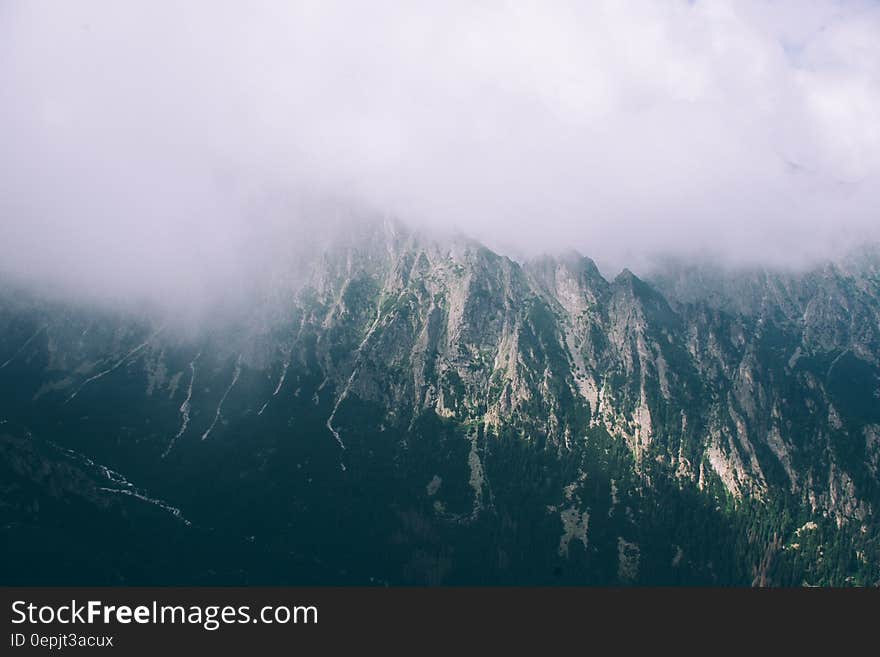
top-left (1, 220), bottom-right (878, 585)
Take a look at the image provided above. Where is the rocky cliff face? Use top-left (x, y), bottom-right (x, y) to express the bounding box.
top-left (1, 221), bottom-right (878, 585)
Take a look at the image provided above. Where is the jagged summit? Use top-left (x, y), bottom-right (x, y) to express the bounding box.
top-left (1, 225), bottom-right (879, 586)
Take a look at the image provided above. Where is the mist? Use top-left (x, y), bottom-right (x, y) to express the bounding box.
top-left (2, 1), bottom-right (880, 312)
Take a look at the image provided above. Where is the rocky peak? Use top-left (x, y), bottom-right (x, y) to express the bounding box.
top-left (1, 226), bottom-right (879, 585)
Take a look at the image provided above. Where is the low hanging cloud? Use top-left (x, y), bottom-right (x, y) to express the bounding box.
top-left (1, 0), bottom-right (879, 309)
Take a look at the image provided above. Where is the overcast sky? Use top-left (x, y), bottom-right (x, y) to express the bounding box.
top-left (2, 1), bottom-right (879, 308)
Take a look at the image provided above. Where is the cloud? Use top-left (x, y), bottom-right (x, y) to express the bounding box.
top-left (1, 0), bottom-right (879, 308)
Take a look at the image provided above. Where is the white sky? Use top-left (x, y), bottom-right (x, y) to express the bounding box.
top-left (2, 1), bottom-right (879, 308)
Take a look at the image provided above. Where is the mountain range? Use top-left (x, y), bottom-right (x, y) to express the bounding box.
top-left (2, 220), bottom-right (878, 585)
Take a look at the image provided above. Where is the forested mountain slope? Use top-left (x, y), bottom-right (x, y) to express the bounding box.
top-left (1, 223), bottom-right (878, 585)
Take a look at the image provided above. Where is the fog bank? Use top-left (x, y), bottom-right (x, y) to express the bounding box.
top-left (2, 1), bottom-right (879, 310)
